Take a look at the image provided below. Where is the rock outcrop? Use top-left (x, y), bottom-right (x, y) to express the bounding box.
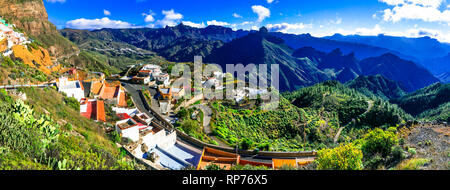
top-left (0, 0), bottom-right (77, 57)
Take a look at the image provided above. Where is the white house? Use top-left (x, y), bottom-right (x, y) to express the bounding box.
top-left (141, 64), bottom-right (161, 73)
top-left (154, 73), bottom-right (170, 86)
top-left (115, 118), bottom-right (142, 142)
top-left (141, 126), bottom-right (176, 150)
top-left (58, 77), bottom-right (85, 102)
top-left (112, 107), bottom-right (139, 117)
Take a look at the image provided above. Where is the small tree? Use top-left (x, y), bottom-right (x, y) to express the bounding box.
top-left (361, 128), bottom-right (398, 157)
top-left (316, 143), bottom-right (363, 170)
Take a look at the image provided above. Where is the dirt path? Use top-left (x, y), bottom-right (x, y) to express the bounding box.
top-left (334, 100), bottom-right (374, 143)
top-left (193, 104), bottom-right (231, 147)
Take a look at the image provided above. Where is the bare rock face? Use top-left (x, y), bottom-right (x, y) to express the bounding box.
top-left (0, 0), bottom-right (78, 57)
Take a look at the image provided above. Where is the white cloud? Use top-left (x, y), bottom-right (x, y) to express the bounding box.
top-left (240, 21), bottom-right (254, 25)
top-left (266, 23), bottom-right (312, 33)
top-left (380, 0), bottom-right (444, 8)
top-left (326, 24), bottom-right (450, 43)
top-left (267, 0), bottom-right (274, 3)
top-left (182, 21), bottom-right (206, 28)
top-left (103, 9), bottom-right (111, 16)
top-left (46, 0), bottom-right (66, 3)
top-left (207, 20), bottom-right (230, 26)
top-left (233, 13), bottom-right (243, 18)
top-left (329, 17), bottom-right (342, 25)
top-left (155, 9), bottom-right (183, 27)
top-left (252, 5), bottom-right (270, 22)
top-left (144, 15), bottom-right (155, 22)
top-left (379, 0), bottom-right (450, 23)
top-left (142, 10), bottom-right (156, 23)
top-left (65, 17), bottom-right (137, 30)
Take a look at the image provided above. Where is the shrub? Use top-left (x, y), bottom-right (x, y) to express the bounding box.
top-left (240, 138), bottom-right (254, 150)
top-left (316, 143), bottom-right (363, 170)
top-left (63, 97), bottom-right (80, 111)
top-left (361, 128), bottom-right (398, 157)
top-left (391, 145), bottom-right (406, 160)
top-left (408, 148), bottom-right (416, 156)
top-left (397, 158), bottom-right (430, 170)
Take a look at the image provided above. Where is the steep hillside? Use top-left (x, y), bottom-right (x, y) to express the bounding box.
top-left (0, 0), bottom-right (78, 57)
top-left (325, 34), bottom-right (450, 61)
top-left (426, 53), bottom-right (450, 76)
top-left (0, 88), bottom-right (137, 170)
top-left (60, 24), bottom-right (247, 62)
top-left (392, 83), bottom-right (450, 120)
top-left (359, 53), bottom-right (439, 92)
top-left (271, 32), bottom-right (416, 61)
top-left (284, 81), bottom-right (412, 128)
top-left (346, 75), bottom-right (408, 100)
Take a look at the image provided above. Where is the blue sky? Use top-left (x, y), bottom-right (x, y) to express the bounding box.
top-left (44, 0), bottom-right (450, 42)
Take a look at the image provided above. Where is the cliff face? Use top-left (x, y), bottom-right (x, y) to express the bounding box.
top-left (11, 45), bottom-right (60, 75)
top-left (0, 0), bottom-right (77, 57)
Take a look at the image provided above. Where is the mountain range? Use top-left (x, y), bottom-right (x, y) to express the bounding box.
top-left (60, 24), bottom-right (441, 92)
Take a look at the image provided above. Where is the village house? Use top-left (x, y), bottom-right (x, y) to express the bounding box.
top-left (90, 80), bottom-right (127, 107)
top-left (0, 17), bottom-right (30, 56)
top-left (80, 98), bottom-right (106, 122)
top-left (158, 87), bottom-right (172, 100)
top-left (57, 77), bottom-right (85, 102)
top-left (132, 112), bottom-right (153, 126)
top-left (154, 73), bottom-right (170, 86)
top-left (140, 125), bottom-right (176, 150)
top-left (141, 64), bottom-right (162, 75)
top-left (115, 118), bottom-right (147, 142)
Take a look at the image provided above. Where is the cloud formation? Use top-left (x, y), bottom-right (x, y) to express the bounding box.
top-left (182, 21), bottom-right (206, 28)
top-left (252, 5), bottom-right (270, 22)
top-left (65, 17), bottom-right (136, 30)
top-left (207, 20), bottom-right (230, 26)
top-left (155, 9), bottom-right (183, 27)
top-left (380, 0), bottom-right (450, 23)
top-left (103, 9), bottom-right (111, 16)
top-left (266, 23), bottom-right (311, 33)
top-left (233, 13), bottom-right (243, 18)
top-left (46, 0), bottom-right (66, 3)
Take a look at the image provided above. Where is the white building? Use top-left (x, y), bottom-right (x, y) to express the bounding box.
top-left (154, 73), bottom-right (170, 86)
top-left (57, 77), bottom-right (85, 102)
top-left (141, 126), bottom-right (176, 150)
top-left (141, 64), bottom-right (161, 73)
top-left (112, 107), bottom-right (139, 116)
top-left (115, 118), bottom-right (142, 142)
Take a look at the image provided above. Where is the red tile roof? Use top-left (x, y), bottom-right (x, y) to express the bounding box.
top-left (117, 113), bottom-right (131, 120)
top-left (96, 100), bottom-right (106, 122)
top-left (80, 99), bottom-right (105, 122)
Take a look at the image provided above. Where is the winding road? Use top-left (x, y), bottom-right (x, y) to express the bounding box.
top-left (193, 104), bottom-right (230, 147)
top-left (333, 100), bottom-right (373, 143)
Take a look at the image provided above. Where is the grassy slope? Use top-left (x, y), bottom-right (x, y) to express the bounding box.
top-left (0, 87), bottom-right (137, 170)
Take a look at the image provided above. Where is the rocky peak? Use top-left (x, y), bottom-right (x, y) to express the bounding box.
top-left (0, 0), bottom-right (78, 57)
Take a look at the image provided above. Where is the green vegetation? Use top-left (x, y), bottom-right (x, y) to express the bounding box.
top-left (315, 143), bottom-right (363, 170)
top-left (361, 128), bottom-right (398, 157)
top-left (392, 83), bottom-right (449, 121)
top-left (175, 107), bottom-right (211, 142)
top-left (346, 75), bottom-right (407, 100)
top-left (63, 96), bottom-right (80, 111)
top-left (0, 89), bottom-right (136, 169)
top-left (396, 158), bottom-right (430, 170)
top-left (0, 56), bottom-right (51, 84)
top-left (209, 81), bottom-right (411, 152)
